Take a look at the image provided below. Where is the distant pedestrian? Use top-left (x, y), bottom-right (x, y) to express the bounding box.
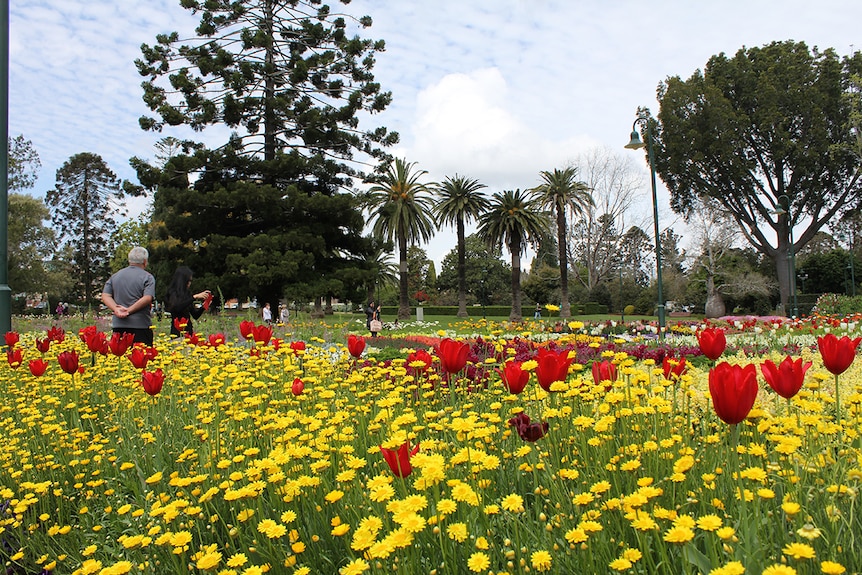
top-left (279, 305), bottom-right (290, 324)
top-left (262, 303), bottom-right (272, 324)
top-left (101, 246), bottom-right (156, 346)
top-left (534, 303), bottom-right (541, 319)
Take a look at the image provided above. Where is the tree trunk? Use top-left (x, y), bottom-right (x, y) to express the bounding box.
top-left (704, 273), bottom-right (726, 318)
top-left (557, 205), bottom-right (570, 319)
top-left (311, 296), bottom-right (324, 319)
top-left (397, 230), bottom-right (410, 320)
top-left (325, 295), bottom-right (333, 315)
top-left (509, 237), bottom-right (522, 322)
top-left (456, 217), bottom-right (468, 318)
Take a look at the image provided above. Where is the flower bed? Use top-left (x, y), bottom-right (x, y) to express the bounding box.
top-left (1, 319), bottom-right (861, 575)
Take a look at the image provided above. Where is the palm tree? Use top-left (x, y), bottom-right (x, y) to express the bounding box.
top-left (477, 189), bottom-right (550, 321)
top-left (366, 158), bottom-right (436, 319)
top-left (434, 175), bottom-right (490, 317)
top-left (530, 167), bottom-right (592, 319)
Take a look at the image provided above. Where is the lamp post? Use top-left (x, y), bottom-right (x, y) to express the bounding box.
top-left (773, 195), bottom-right (798, 317)
top-left (619, 264), bottom-right (624, 324)
top-left (625, 111), bottom-right (665, 337)
top-left (849, 260), bottom-right (856, 297)
top-left (0, 0), bottom-right (10, 333)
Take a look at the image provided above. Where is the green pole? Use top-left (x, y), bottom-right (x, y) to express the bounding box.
top-left (0, 0), bottom-right (10, 334)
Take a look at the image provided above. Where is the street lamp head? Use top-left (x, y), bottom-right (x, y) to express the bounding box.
top-left (625, 130), bottom-right (645, 150)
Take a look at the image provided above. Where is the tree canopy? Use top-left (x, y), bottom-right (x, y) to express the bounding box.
top-left (654, 40), bottom-right (862, 310)
top-left (134, 0), bottom-right (394, 310)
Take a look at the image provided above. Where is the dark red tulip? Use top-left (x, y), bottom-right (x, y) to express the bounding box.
top-left (141, 368), bottom-right (165, 396)
top-left (534, 347), bottom-right (573, 391)
top-left (380, 439), bottom-right (420, 478)
top-left (347, 334), bottom-right (366, 358)
top-left (239, 320), bottom-right (255, 340)
top-left (708, 362), bottom-right (758, 425)
top-left (508, 412), bottom-right (549, 442)
top-left (4, 331), bottom-right (19, 348)
top-left (697, 327), bottom-right (726, 360)
top-left (84, 330), bottom-right (108, 355)
top-left (108, 332), bottom-right (135, 357)
top-left (662, 356), bottom-right (687, 380)
top-left (817, 334), bottom-right (862, 376)
top-left (35, 337), bottom-right (51, 354)
top-left (407, 349), bottom-right (433, 376)
top-left (6, 347), bottom-right (23, 368)
top-left (499, 361), bottom-right (530, 394)
top-left (761, 356), bottom-right (811, 399)
top-left (591, 360), bottom-right (618, 387)
top-left (57, 350), bottom-right (80, 375)
top-left (208, 333), bottom-right (225, 348)
top-left (251, 324), bottom-right (273, 345)
top-left (47, 326), bottom-right (65, 343)
top-left (128, 347), bottom-right (149, 370)
top-left (28, 358), bottom-right (49, 377)
top-left (291, 377), bottom-right (305, 396)
top-left (437, 338), bottom-right (470, 374)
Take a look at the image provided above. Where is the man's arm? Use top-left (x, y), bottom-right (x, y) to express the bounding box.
top-left (102, 292), bottom-right (129, 318)
top-left (125, 295), bottom-right (154, 316)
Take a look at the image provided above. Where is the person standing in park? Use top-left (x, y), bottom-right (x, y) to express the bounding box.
top-left (166, 266), bottom-right (211, 337)
top-left (101, 246), bottom-right (156, 346)
top-left (262, 302), bottom-right (273, 324)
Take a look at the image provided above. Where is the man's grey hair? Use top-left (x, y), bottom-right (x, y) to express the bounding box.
top-left (128, 246), bottom-right (149, 265)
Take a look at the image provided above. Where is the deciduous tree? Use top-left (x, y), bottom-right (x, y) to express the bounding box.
top-left (654, 41), bottom-right (862, 311)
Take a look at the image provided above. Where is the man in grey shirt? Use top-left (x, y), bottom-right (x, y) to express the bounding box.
top-left (101, 246), bottom-right (156, 346)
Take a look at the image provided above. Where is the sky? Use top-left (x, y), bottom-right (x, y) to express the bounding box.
top-left (9, 0), bottom-right (862, 269)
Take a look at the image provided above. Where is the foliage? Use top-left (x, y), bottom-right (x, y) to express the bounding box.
top-left (812, 293), bottom-right (862, 315)
top-left (45, 153), bottom-right (133, 305)
top-left (478, 189), bottom-right (550, 321)
top-left (433, 174), bottom-right (490, 317)
top-left (655, 41), bottom-right (862, 310)
top-left (7, 134), bottom-right (41, 191)
top-left (437, 234), bottom-right (510, 306)
top-left (134, 1), bottom-right (393, 310)
top-left (530, 167), bottom-right (592, 318)
top-left (366, 158), bottom-right (437, 319)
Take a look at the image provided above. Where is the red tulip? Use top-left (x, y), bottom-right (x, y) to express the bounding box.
top-left (407, 349), bottom-right (433, 376)
top-left (35, 337), bottom-right (51, 354)
top-left (499, 361), bottom-right (530, 394)
top-left (272, 338), bottom-right (281, 351)
top-left (380, 439), bottom-right (420, 478)
top-left (141, 369), bottom-right (165, 396)
top-left (108, 332), bottom-right (135, 357)
top-left (57, 350), bottom-right (80, 375)
top-left (817, 334), bottom-right (862, 376)
top-left (239, 320), bottom-right (255, 340)
top-left (47, 326), bottom-right (65, 343)
top-left (347, 334), bottom-right (366, 358)
top-left (508, 412), bottom-right (549, 442)
top-left (251, 324), bottom-right (273, 345)
top-left (437, 338), bottom-right (470, 375)
top-left (173, 317), bottom-right (189, 334)
top-left (761, 356), bottom-right (811, 399)
top-left (708, 362), bottom-right (759, 425)
top-left (208, 333), bottom-right (225, 348)
top-left (6, 347), bottom-right (23, 368)
top-left (534, 347), bottom-right (573, 391)
top-left (78, 325), bottom-right (97, 344)
top-left (291, 377), bottom-right (305, 396)
top-left (697, 327), bottom-right (726, 360)
top-left (4, 331), bottom-right (19, 348)
top-left (662, 356), bottom-right (687, 380)
top-left (591, 360), bottom-right (618, 387)
top-left (290, 341), bottom-right (306, 353)
top-left (29, 358), bottom-right (49, 377)
top-left (84, 330), bottom-right (108, 355)
top-left (128, 347), bottom-right (149, 370)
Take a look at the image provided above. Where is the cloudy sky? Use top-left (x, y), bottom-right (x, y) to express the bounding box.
top-left (9, 0), bottom-right (862, 268)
